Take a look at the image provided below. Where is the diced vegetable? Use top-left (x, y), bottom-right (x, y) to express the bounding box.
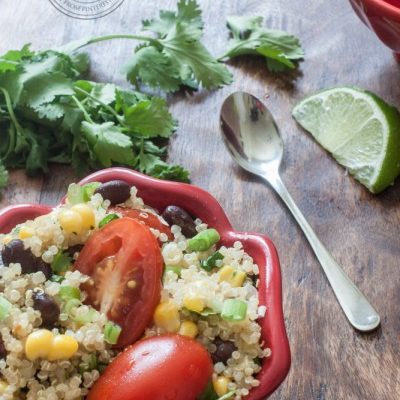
top-left (79, 354), bottom-right (98, 373)
top-left (164, 265), bottom-right (182, 277)
top-left (200, 251), bottom-right (223, 271)
top-left (67, 182), bottom-right (101, 205)
top-left (64, 299), bottom-right (81, 315)
top-left (104, 321), bottom-right (122, 345)
top-left (59, 286), bottom-right (81, 301)
top-left (99, 214), bottom-right (120, 228)
top-left (51, 251), bottom-right (72, 274)
top-left (0, 297), bottom-right (12, 321)
top-left (221, 299), bottom-right (247, 322)
top-left (187, 229), bottom-right (220, 252)
top-left (73, 308), bottom-right (99, 324)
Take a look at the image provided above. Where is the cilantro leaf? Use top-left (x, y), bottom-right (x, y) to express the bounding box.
top-left (124, 47), bottom-right (181, 92)
top-left (125, 0), bottom-right (232, 91)
top-left (0, 44), bottom-right (33, 73)
top-left (222, 16), bottom-right (304, 72)
top-left (123, 97), bottom-right (176, 138)
top-left (81, 121), bottom-right (135, 167)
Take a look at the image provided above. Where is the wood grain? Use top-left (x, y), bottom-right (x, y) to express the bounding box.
top-left (1, 0), bottom-right (400, 399)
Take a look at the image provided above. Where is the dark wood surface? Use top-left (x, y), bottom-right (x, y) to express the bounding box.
top-left (1, 1), bottom-right (399, 399)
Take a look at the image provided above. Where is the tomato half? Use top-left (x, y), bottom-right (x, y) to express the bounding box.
top-left (87, 334), bottom-right (213, 400)
top-left (73, 217), bottom-right (163, 348)
top-left (111, 207), bottom-right (173, 241)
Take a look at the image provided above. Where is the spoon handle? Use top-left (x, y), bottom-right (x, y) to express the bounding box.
top-left (266, 174), bottom-right (380, 332)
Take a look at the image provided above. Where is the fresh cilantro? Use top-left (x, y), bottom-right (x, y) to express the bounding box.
top-left (221, 16), bottom-right (304, 72)
top-left (123, 0), bottom-right (232, 91)
top-left (81, 121), bottom-right (136, 167)
top-left (0, 160), bottom-right (8, 189)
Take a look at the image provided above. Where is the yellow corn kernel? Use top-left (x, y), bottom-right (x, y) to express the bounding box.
top-left (18, 226), bottom-right (34, 240)
top-left (213, 376), bottom-right (230, 397)
top-left (0, 380), bottom-right (8, 395)
top-left (183, 295), bottom-right (205, 313)
top-left (71, 204), bottom-right (95, 230)
top-left (218, 265), bottom-right (235, 283)
top-left (231, 271), bottom-right (247, 287)
top-left (179, 320), bottom-right (198, 338)
top-left (153, 301), bottom-right (180, 332)
top-left (25, 329), bottom-right (54, 361)
top-left (48, 335), bottom-right (79, 361)
top-left (1, 235), bottom-right (12, 245)
top-left (58, 209), bottom-right (83, 234)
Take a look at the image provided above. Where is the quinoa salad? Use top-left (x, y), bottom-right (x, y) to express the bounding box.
top-left (0, 180), bottom-right (271, 400)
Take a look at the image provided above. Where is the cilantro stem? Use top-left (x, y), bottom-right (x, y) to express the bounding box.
top-left (68, 34), bottom-right (160, 52)
top-left (0, 87), bottom-right (24, 132)
top-left (74, 86), bottom-right (122, 122)
top-left (71, 95), bottom-right (94, 124)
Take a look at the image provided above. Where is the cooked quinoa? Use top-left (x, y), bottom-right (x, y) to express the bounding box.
top-left (0, 183), bottom-right (270, 400)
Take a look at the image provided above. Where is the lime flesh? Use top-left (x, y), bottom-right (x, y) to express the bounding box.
top-left (292, 87), bottom-right (400, 193)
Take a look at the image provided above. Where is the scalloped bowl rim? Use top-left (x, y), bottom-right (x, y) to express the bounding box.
top-left (361, 0), bottom-right (400, 18)
top-left (0, 167), bottom-right (291, 399)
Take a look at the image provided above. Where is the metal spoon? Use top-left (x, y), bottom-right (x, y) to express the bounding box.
top-left (220, 91), bottom-right (380, 332)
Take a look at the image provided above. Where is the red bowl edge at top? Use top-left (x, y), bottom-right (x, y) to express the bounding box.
top-left (0, 167), bottom-right (291, 399)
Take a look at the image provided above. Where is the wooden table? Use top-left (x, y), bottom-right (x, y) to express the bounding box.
top-left (1, 0), bottom-right (399, 399)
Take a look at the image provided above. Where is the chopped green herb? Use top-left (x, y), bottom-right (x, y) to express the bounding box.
top-left (51, 251), bottom-right (72, 274)
top-left (221, 299), bottom-right (247, 322)
top-left (104, 321), bottom-right (122, 345)
top-left (99, 213), bottom-right (120, 228)
top-left (200, 251), bottom-right (223, 271)
top-left (67, 181), bottom-right (101, 204)
top-left (187, 229), bottom-right (220, 252)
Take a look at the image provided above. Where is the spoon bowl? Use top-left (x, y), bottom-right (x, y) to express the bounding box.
top-left (220, 93), bottom-right (283, 177)
top-left (220, 91), bottom-right (380, 332)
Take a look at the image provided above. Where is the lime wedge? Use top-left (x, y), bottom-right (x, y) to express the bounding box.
top-left (292, 87), bottom-right (400, 193)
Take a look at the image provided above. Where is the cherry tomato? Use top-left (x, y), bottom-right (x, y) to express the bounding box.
top-left (74, 217), bottom-right (163, 348)
top-left (112, 207), bottom-right (173, 241)
top-left (87, 334), bottom-right (213, 400)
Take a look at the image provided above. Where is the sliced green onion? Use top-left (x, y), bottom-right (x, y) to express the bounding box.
top-left (74, 308), bottom-right (99, 324)
top-left (64, 298), bottom-right (81, 315)
top-left (104, 321), bottom-right (122, 345)
top-left (67, 182), bottom-right (101, 205)
top-left (99, 213), bottom-right (119, 228)
top-left (200, 251), bottom-right (224, 272)
top-left (221, 299), bottom-right (247, 322)
top-left (0, 296), bottom-right (12, 321)
top-left (164, 265), bottom-right (182, 277)
top-left (51, 251), bottom-right (72, 274)
top-left (217, 391), bottom-right (235, 400)
top-left (50, 274), bottom-right (65, 283)
top-left (59, 286), bottom-right (81, 301)
top-left (187, 229), bottom-right (220, 252)
top-left (82, 182), bottom-right (101, 201)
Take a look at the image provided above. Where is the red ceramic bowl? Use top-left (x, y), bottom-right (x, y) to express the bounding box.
top-left (349, 0), bottom-right (400, 57)
top-left (0, 168), bottom-right (290, 399)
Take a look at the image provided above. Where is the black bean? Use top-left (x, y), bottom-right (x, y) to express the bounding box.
top-left (94, 180), bottom-right (131, 205)
top-left (211, 337), bottom-right (237, 364)
top-left (0, 335), bottom-right (6, 359)
top-left (32, 290), bottom-right (60, 328)
top-left (161, 205), bottom-right (197, 238)
top-left (35, 260), bottom-right (53, 280)
top-left (1, 239), bottom-right (37, 274)
top-left (67, 244), bottom-right (84, 258)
